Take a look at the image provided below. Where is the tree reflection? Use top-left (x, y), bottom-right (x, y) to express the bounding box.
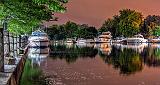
top-left (143, 45), bottom-right (160, 67)
top-left (50, 43), bottom-right (160, 75)
top-left (100, 46), bottom-right (143, 75)
top-left (50, 44), bottom-right (98, 63)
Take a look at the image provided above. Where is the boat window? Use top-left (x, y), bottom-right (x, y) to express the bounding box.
top-left (32, 33), bottom-right (47, 36)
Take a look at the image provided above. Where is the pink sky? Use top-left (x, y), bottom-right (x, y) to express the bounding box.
top-left (44, 0), bottom-right (160, 28)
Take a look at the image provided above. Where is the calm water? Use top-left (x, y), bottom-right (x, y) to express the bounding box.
top-left (20, 43), bottom-right (160, 85)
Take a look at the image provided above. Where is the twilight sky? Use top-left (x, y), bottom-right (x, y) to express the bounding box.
top-left (44, 0), bottom-right (160, 28)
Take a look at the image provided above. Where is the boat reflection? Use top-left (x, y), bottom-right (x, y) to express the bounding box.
top-left (76, 43), bottom-right (95, 48)
top-left (113, 43), bottom-right (148, 53)
top-left (96, 43), bottom-right (112, 55)
top-left (50, 44), bottom-right (98, 63)
top-left (49, 43), bottom-right (160, 75)
top-left (28, 47), bottom-right (50, 66)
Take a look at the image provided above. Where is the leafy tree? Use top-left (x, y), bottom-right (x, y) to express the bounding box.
top-left (0, 0), bottom-right (68, 35)
top-left (118, 9), bottom-right (143, 37)
top-left (47, 22), bottom-right (98, 40)
top-left (152, 26), bottom-right (160, 36)
top-left (142, 15), bottom-right (160, 37)
top-left (99, 18), bottom-right (114, 33)
top-left (64, 21), bottom-right (78, 38)
top-left (100, 9), bottom-right (143, 37)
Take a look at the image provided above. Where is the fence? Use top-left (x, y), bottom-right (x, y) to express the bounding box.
top-left (0, 28), bottom-right (28, 72)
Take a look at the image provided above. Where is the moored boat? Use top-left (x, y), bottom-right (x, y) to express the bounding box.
top-left (28, 31), bottom-right (49, 48)
top-left (148, 37), bottom-right (160, 43)
top-left (76, 38), bottom-right (87, 44)
top-left (95, 32), bottom-right (112, 43)
top-left (121, 34), bottom-right (148, 43)
top-left (65, 38), bottom-right (76, 43)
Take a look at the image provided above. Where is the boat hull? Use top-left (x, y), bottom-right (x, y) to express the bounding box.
top-left (121, 38), bottom-right (148, 43)
top-left (29, 41), bottom-right (49, 48)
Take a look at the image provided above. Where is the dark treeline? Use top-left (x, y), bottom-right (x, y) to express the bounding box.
top-left (47, 9), bottom-right (160, 40)
top-left (47, 21), bottom-right (98, 40)
top-left (50, 44), bottom-right (98, 63)
top-left (99, 9), bottom-right (160, 38)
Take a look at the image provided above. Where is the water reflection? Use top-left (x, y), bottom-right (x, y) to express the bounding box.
top-left (96, 43), bottom-right (112, 56)
top-left (143, 44), bottom-right (160, 67)
top-left (20, 47), bottom-right (50, 85)
top-left (102, 43), bottom-right (160, 75)
top-left (50, 43), bottom-right (160, 75)
top-left (21, 43), bottom-right (160, 85)
top-left (101, 46), bottom-right (143, 75)
top-left (50, 44), bottom-right (98, 63)
top-left (28, 47), bottom-right (50, 66)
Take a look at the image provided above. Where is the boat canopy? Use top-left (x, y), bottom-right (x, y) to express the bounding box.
top-left (134, 34), bottom-right (144, 38)
top-left (31, 32), bottom-right (47, 36)
top-left (102, 32), bottom-right (111, 35)
top-left (98, 31), bottom-right (112, 38)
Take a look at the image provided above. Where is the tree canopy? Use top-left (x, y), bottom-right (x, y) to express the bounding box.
top-left (141, 15), bottom-right (160, 37)
top-left (99, 9), bottom-right (143, 38)
top-left (0, 0), bottom-right (68, 35)
top-left (47, 21), bottom-right (98, 40)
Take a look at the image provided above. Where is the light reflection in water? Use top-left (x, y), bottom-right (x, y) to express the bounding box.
top-left (21, 43), bottom-right (160, 85)
top-left (50, 43), bottom-right (160, 75)
top-left (28, 47), bottom-right (50, 66)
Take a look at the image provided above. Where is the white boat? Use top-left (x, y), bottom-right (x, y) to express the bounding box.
top-left (76, 38), bottom-right (87, 44)
top-left (86, 39), bottom-right (95, 43)
top-left (148, 37), bottom-right (160, 43)
top-left (112, 37), bottom-right (125, 43)
top-left (95, 32), bottom-right (112, 43)
top-left (28, 31), bottom-right (49, 48)
top-left (122, 34), bottom-right (148, 43)
top-left (65, 38), bottom-right (76, 43)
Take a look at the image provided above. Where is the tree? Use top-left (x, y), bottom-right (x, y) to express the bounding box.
top-left (152, 26), bottom-right (160, 36)
top-left (142, 15), bottom-right (160, 37)
top-left (0, 0), bottom-right (68, 35)
top-left (99, 18), bottom-right (113, 33)
top-left (47, 22), bottom-right (98, 40)
top-left (64, 21), bottom-right (78, 38)
top-left (100, 9), bottom-right (143, 38)
top-left (118, 9), bottom-right (143, 37)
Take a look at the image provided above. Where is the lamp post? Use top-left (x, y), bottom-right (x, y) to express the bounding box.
top-left (0, 20), bottom-right (6, 72)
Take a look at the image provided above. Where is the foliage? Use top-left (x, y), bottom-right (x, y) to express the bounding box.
top-left (99, 18), bottom-right (114, 33)
top-left (152, 26), bottom-right (160, 36)
top-left (100, 9), bottom-right (143, 37)
top-left (0, 0), bottom-right (68, 35)
top-left (142, 15), bottom-right (160, 37)
top-left (47, 21), bottom-right (98, 40)
top-left (100, 46), bottom-right (143, 75)
top-left (50, 44), bottom-right (98, 63)
top-left (99, 15), bottom-right (120, 38)
top-left (118, 9), bottom-right (143, 37)
top-left (20, 59), bottom-right (47, 85)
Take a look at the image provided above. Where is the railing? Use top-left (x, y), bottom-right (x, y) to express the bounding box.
top-left (0, 28), bottom-right (28, 72)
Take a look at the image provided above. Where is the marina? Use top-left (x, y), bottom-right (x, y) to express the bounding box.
top-left (2, 0), bottom-right (160, 85)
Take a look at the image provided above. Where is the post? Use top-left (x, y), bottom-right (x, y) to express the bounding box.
top-left (8, 32), bottom-right (10, 52)
top-left (0, 24), bottom-right (4, 72)
top-left (9, 34), bottom-right (14, 57)
top-left (19, 35), bottom-right (21, 48)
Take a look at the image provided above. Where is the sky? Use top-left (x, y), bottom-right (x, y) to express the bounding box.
top-left (44, 0), bottom-right (160, 28)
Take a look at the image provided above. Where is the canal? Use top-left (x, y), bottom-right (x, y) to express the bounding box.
top-left (20, 43), bottom-right (160, 85)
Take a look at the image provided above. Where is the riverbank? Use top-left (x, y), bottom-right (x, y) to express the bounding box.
top-left (0, 47), bottom-right (28, 85)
